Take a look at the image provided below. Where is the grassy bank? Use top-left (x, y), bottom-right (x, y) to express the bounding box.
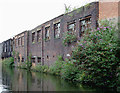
top-left (2, 57), bottom-right (14, 67)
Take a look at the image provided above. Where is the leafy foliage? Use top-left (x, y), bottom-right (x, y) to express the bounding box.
top-left (49, 56), bottom-right (64, 75)
top-left (31, 64), bottom-right (49, 73)
top-left (61, 59), bottom-right (80, 81)
top-left (72, 20), bottom-right (120, 87)
top-left (62, 31), bottom-right (77, 46)
top-left (2, 57), bottom-right (14, 67)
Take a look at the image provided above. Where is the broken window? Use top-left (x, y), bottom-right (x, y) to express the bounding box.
top-left (54, 22), bottom-right (60, 38)
top-left (37, 57), bottom-right (41, 63)
top-left (67, 21), bottom-right (76, 34)
top-left (31, 58), bottom-right (35, 63)
top-left (45, 26), bottom-right (50, 41)
top-left (32, 32), bottom-right (35, 43)
top-left (37, 30), bottom-right (41, 42)
top-left (47, 55), bottom-right (49, 59)
top-left (22, 57), bottom-right (24, 62)
top-left (80, 16), bottom-right (91, 36)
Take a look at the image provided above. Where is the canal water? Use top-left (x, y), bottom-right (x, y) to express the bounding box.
top-left (0, 62), bottom-right (119, 93)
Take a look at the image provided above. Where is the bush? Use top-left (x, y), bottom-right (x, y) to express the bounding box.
top-left (62, 31), bottom-right (77, 46)
top-left (2, 57), bottom-right (14, 67)
top-left (31, 64), bottom-right (49, 73)
top-left (49, 56), bottom-right (64, 75)
top-left (72, 20), bottom-right (120, 87)
top-left (61, 59), bottom-right (80, 81)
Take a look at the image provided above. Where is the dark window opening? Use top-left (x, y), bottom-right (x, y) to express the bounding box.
top-left (22, 57), bottom-right (24, 62)
top-left (37, 57), bottom-right (41, 63)
top-left (32, 32), bottom-right (35, 43)
top-left (47, 55), bottom-right (49, 59)
top-left (80, 16), bottom-right (91, 37)
top-left (31, 58), bottom-right (35, 63)
top-left (54, 22), bottom-right (60, 38)
top-left (45, 26), bottom-right (50, 41)
top-left (37, 30), bottom-right (41, 42)
top-left (67, 21), bottom-right (76, 34)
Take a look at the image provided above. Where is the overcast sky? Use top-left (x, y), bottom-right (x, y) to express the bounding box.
top-left (0, 0), bottom-right (98, 43)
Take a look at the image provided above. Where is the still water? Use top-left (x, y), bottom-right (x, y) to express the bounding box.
top-left (0, 62), bottom-right (119, 92)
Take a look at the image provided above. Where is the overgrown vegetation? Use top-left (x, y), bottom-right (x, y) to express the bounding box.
top-left (48, 20), bottom-right (120, 88)
top-left (71, 20), bottom-right (120, 87)
top-left (62, 31), bottom-right (77, 46)
top-left (2, 57), bottom-right (14, 67)
top-left (31, 64), bottom-right (49, 73)
top-left (49, 56), bottom-right (64, 75)
top-left (26, 54), bottom-right (32, 70)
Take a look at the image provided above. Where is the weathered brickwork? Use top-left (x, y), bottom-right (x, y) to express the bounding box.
top-left (1, 39), bottom-right (13, 59)
top-left (28, 2), bottom-right (99, 66)
top-left (1, 1), bottom-right (120, 67)
top-left (99, 0), bottom-right (120, 27)
top-left (13, 31), bottom-right (29, 66)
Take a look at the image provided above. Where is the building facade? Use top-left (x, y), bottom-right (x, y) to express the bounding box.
top-left (1, 39), bottom-right (13, 59)
top-left (13, 31), bottom-right (29, 66)
top-left (0, 43), bottom-right (3, 60)
top-left (13, 2), bottom-right (99, 67)
top-left (12, 0), bottom-right (120, 67)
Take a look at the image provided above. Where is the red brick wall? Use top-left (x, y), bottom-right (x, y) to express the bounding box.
top-left (99, 0), bottom-right (119, 20)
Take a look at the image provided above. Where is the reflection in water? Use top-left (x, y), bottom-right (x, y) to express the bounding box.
top-left (1, 64), bottom-right (118, 92)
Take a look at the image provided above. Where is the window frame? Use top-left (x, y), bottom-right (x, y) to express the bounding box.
top-left (31, 57), bottom-right (35, 63)
top-left (45, 26), bottom-right (50, 41)
top-left (67, 20), bottom-right (76, 34)
top-left (79, 16), bottom-right (92, 37)
top-left (32, 32), bottom-right (35, 43)
top-left (54, 22), bottom-right (60, 39)
top-left (37, 57), bottom-right (41, 63)
top-left (37, 30), bottom-right (41, 42)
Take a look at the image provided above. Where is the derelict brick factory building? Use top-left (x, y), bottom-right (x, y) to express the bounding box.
top-left (2, 0), bottom-right (120, 67)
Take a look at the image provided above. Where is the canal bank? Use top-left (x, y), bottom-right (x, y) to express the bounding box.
top-left (1, 62), bottom-right (119, 92)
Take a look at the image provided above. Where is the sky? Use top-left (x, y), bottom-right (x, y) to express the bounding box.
top-left (0, 0), bottom-right (98, 43)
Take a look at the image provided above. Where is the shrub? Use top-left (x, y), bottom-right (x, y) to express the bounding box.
top-left (62, 31), bottom-right (77, 46)
top-left (49, 56), bottom-right (64, 75)
top-left (2, 57), bottom-right (14, 67)
top-left (31, 64), bottom-right (49, 73)
top-left (61, 59), bottom-right (80, 81)
top-left (72, 20), bottom-right (120, 87)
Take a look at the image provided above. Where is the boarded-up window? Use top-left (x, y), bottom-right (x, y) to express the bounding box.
top-left (37, 30), bottom-right (41, 42)
top-left (80, 16), bottom-right (91, 36)
top-left (31, 58), bottom-right (35, 63)
top-left (54, 22), bottom-right (60, 38)
top-left (67, 21), bottom-right (76, 33)
top-left (32, 32), bottom-right (35, 43)
top-left (37, 57), bottom-right (41, 63)
top-left (45, 26), bottom-right (50, 41)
